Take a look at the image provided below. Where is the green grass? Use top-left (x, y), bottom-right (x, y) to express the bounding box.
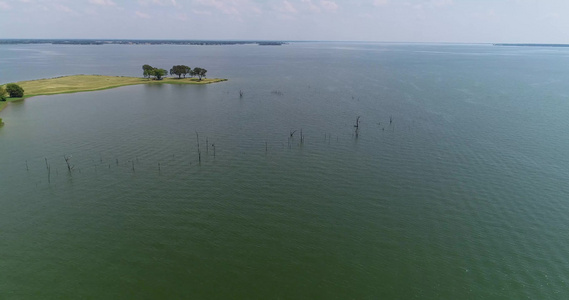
top-left (0, 75), bottom-right (227, 101)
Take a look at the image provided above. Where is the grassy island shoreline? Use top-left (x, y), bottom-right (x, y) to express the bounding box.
top-left (0, 74), bottom-right (227, 112)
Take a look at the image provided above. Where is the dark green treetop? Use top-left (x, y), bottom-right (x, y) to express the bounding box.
top-left (143, 64), bottom-right (154, 78)
top-left (5, 83), bottom-right (24, 98)
top-left (0, 86), bottom-right (6, 101)
top-left (170, 65), bottom-right (191, 78)
top-left (152, 68), bottom-right (167, 80)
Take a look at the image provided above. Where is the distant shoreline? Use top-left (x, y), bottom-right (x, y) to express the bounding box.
top-left (494, 43), bottom-right (569, 47)
top-left (0, 39), bottom-right (286, 46)
top-left (0, 75), bottom-right (227, 113)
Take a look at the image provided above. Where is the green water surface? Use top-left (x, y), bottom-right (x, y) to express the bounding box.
top-left (1, 43), bottom-right (569, 299)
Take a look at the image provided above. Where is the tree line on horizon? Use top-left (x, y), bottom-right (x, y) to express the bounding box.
top-left (143, 64), bottom-right (207, 81)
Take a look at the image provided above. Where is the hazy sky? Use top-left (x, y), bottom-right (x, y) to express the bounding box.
top-left (0, 0), bottom-right (568, 43)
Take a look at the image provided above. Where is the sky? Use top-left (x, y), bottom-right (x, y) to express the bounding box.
top-left (0, 0), bottom-right (568, 43)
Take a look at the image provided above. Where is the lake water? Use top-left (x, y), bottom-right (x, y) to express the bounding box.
top-left (1, 42), bottom-right (569, 299)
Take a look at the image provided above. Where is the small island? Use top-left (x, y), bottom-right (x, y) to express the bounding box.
top-left (0, 70), bottom-right (227, 113)
top-left (0, 64), bottom-right (225, 128)
top-left (4, 74), bottom-right (226, 99)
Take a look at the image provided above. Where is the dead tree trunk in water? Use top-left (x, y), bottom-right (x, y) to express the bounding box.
top-left (288, 130), bottom-right (297, 149)
top-left (196, 131), bottom-right (201, 164)
top-left (289, 130), bottom-right (297, 138)
top-left (64, 155), bottom-right (74, 172)
top-left (45, 158), bottom-right (51, 184)
top-left (354, 116), bottom-right (361, 138)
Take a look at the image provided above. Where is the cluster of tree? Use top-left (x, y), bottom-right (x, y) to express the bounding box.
top-left (169, 65), bottom-right (191, 78)
top-left (0, 83), bottom-right (24, 100)
top-left (143, 64), bottom-right (208, 81)
top-left (143, 64), bottom-right (168, 80)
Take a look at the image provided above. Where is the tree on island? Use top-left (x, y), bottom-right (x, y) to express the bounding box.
top-left (0, 86), bottom-right (6, 101)
top-left (152, 68), bottom-right (168, 80)
top-left (142, 64), bottom-right (206, 80)
top-left (170, 65), bottom-right (191, 79)
top-left (5, 83), bottom-right (24, 98)
top-left (142, 64), bottom-right (167, 80)
top-left (192, 67), bottom-right (207, 81)
top-left (142, 64), bottom-right (154, 79)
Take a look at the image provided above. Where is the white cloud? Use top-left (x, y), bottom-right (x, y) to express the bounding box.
top-left (194, 0), bottom-right (261, 15)
top-left (404, 0), bottom-right (452, 10)
top-left (251, 5), bottom-right (262, 14)
top-left (429, 0), bottom-right (453, 7)
top-left (175, 13), bottom-right (188, 20)
top-left (0, 1), bottom-right (11, 10)
top-left (54, 4), bottom-right (73, 13)
top-left (373, 0), bottom-right (389, 6)
top-left (195, 0), bottom-right (238, 14)
top-left (301, 0), bottom-right (320, 12)
top-left (83, 7), bottom-right (99, 16)
top-left (135, 11), bottom-right (151, 18)
top-left (405, 2), bottom-right (423, 10)
top-left (298, 0), bottom-right (337, 13)
top-left (89, 0), bottom-right (116, 6)
top-left (192, 9), bottom-right (212, 15)
top-left (138, 0), bottom-right (178, 6)
top-left (320, 0), bottom-right (337, 11)
top-left (280, 0), bottom-right (298, 13)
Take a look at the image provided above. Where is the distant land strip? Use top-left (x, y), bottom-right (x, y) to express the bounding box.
top-left (494, 43), bottom-right (569, 47)
top-left (0, 75), bottom-right (227, 104)
top-left (0, 39), bottom-right (286, 46)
